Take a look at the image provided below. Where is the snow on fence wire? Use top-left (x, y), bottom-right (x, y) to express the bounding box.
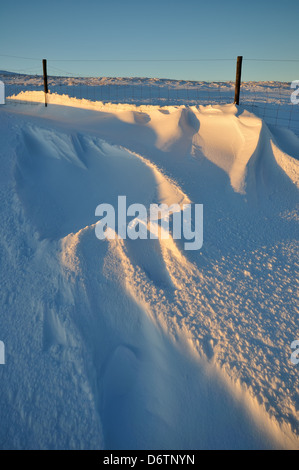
top-left (1, 57), bottom-right (299, 135)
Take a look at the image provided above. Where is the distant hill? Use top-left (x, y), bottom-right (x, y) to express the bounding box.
top-left (0, 70), bottom-right (22, 75)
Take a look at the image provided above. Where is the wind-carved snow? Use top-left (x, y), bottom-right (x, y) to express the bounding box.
top-left (0, 98), bottom-right (298, 449)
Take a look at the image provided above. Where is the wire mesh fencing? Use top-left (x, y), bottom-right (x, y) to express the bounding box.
top-left (1, 57), bottom-right (299, 135)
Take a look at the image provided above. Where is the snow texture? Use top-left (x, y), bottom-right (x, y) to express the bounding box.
top-left (0, 90), bottom-right (298, 449)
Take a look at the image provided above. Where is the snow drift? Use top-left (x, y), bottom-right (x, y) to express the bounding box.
top-left (0, 95), bottom-right (298, 449)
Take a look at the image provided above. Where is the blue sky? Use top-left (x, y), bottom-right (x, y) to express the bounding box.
top-left (0, 0), bottom-right (298, 81)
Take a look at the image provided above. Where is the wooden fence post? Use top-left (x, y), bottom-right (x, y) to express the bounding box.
top-left (234, 56), bottom-right (243, 105)
top-left (42, 59), bottom-right (48, 107)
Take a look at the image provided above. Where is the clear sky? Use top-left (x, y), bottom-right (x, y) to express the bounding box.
top-left (0, 0), bottom-right (298, 81)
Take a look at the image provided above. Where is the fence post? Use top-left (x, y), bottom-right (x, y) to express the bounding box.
top-left (42, 59), bottom-right (48, 107)
top-left (234, 56), bottom-right (243, 105)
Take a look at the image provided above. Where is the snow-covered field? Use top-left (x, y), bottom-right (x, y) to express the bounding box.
top-left (0, 83), bottom-right (298, 449)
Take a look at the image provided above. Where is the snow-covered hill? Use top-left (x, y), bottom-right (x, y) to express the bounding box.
top-left (0, 95), bottom-right (298, 449)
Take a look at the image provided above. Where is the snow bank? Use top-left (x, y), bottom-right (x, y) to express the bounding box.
top-left (0, 95), bottom-right (298, 449)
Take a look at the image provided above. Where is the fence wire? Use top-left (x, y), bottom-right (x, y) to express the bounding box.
top-left (1, 61), bottom-right (299, 135)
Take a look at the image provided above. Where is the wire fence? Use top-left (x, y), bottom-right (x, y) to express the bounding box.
top-left (3, 74), bottom-right (237, 105)
top-left (1, 57), bottom-right (299, 135)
